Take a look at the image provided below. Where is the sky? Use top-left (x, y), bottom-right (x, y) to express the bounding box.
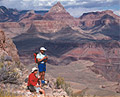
top-left (0, 0), bottom-right (120, 17)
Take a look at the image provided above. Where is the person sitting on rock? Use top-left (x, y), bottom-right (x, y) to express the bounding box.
top-left (27, 67), bottom-right (45, 95)
top-left (36, 47), bottom-right (48, 84)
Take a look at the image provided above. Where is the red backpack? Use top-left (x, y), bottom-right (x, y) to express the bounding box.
top-left (34, 52), bottom-right (38, 63)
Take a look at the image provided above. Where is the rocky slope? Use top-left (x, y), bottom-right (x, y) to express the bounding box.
top-left (0, 30), bottom-right (68, 97)
top-left (0, 29), bottom-right (23, 88)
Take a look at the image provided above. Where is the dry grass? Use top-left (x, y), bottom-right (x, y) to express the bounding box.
top-left (0, 89), bottom-right (16, 97)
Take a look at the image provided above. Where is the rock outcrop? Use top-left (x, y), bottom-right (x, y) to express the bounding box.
top-left (0, 30), bottom-right (19, 61)
top-left (0, 30), bottom-right (23, 86)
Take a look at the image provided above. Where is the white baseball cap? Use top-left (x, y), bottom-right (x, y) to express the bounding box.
top-left (32, 67), bottom-right (38, 73)
top-left (40, 47), bottom-right (47, 51)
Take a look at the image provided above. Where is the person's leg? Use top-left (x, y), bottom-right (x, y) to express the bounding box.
top-left (42, 71), bottom-right (45, 80)
top-left (34, 87), bottom-right (40, 93)
top-left (39, 89), bottom-right (45, 96)
top-left (42, 64), bottom-right (46, 81)
top-left (38, 64), bottom-right (43, 80)
top-left (40, 64), bottom-right (46, 84)
top-left (35, 87), bottom-right (45, 95)
top-left (39, 72), bottom-right (42, 80)
top-left (41, 71), bottom-right (45, 84)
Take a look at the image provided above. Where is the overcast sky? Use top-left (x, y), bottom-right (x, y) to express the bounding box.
top-left (0, 0), bottom-right (119, 17)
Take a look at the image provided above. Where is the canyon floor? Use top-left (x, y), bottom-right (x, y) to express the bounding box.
top-left (47, 60), bottom-right (120, 96)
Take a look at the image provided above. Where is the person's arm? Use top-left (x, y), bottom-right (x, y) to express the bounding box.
top-left (44, 56), bottom-right (48, 62)
top-left (37, 56), bottom-right (47, 62)
top-left (39, 80), bottom-right (42, 88)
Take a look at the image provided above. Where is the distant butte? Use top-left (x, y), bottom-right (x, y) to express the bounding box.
top-left (43, 2), bottom-right (74, 20)
top-left (49, 2), bottom-right (67, 13)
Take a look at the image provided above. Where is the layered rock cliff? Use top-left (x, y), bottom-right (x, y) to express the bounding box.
top-left (79, 10), bottom-right (120, 28)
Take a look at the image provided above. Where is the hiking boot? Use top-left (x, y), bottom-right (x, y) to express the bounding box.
top-left (44, 80), bottom-right (48, 85)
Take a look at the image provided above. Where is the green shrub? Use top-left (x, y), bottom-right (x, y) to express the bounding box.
top-left (0, 63), bottom-right (20, 84)
top-left (0, 62), bottom-right (4, 69)
top-left (56, 77), bottom-right (65, 89)
top-left (55, 77), bottom-right (73, 96)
